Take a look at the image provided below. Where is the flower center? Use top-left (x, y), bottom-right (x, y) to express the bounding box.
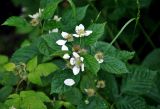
top-left (95, 52), bottom-right (104, 60)
top-left (78, 29), bottom-right (85, 35)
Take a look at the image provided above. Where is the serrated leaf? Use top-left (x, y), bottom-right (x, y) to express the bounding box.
top-left (51, 69), bottom-right (80, 94)
top-left (0, 72), bottom-right (18, 86)
top-left (121, 66), bottom-right (157, 95)
top-left (83, 54), bottom-right (100, 75)
top-left (80, 72), bottom-right (96, 91)
top-left (5, 91), bottom-right (50, 109)
top-left (3, 16), bottom-right (32, 33)
top-left (0, 86), bottom-right (12, 101)
top-left (4, 63), bottom-right (16, 72)
top-left (101, 56), bottom-right (129, 74)
top-left (63, 88), bottom-right (82, 105)
top-left (27, 56), bottom-right (37, 72)
top-left (42, 0), bottom-right (62, 19)
top-left (11, 46), bottom-right (38, 63)
top-left (116, 96), bottom-right (147, 109)
top-left (28, 63), bottom-right (58, 85)
top-left (61, 5), bottom-right (88, 31)
top-left (77, 96), bottom-right (109, 109)
top-left (84, 23), bottom-right (106, 45)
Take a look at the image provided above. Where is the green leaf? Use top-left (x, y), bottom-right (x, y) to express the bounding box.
top-left (28, 63), bottom-right (58, 85)
top-left (84, 23), bottom-right (106, 45)
top-left (27, 56), bottom-right (38, 72)
top-left (42, 0), bottom-right (62, 19)
top-left (0, 72), bottom-right (18, 86)
top-left (3, 16), bottom-right (32, 33)
top-left (98, 71), bottom-right (119, 101)
top-left (91, 41), bottom-right (134, 62)
top-left (121, 66), bottom-right (157, 95)
top-left (0, 86), bottom-right (12, 101)
top-left (83, 54), bottom-right (100, 75)
top-left (4, 63), bottom-right (16, 72)
top-left (116, 96), bottom-right (147, 109)
top-left (77, 96), bottom-right (109, 109)
top-left (51, 69), bottom-right (80, 94)
top-left (142, 49), bottom-right (160, 70)
top-left (0, 55), bottom-right (8, 65)
top-left (5, 91), bottom-right (50, 109)
top-left (61, 5), bottom-right (89, 31)
top-left (80, 72), bottom-right (96, 91)
top-left (11, 45), bottom-right (38, 63)
top-left (101, 56), bottom-right (129, 74)
top-left (63, 88), bottom-right (82, 105)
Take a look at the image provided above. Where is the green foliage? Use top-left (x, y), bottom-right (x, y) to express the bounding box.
top-left (1, 0), bottom-right (160, 108)
top-left (5, 91), bottom-right (50, 109)
top-left (51, 70), bottom-right (80, 94)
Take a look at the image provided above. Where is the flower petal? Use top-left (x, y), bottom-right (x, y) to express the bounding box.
top-left (64, 79), bottom-right (75, 86)
top-left (49, 28), bottom-right (58, 33)
top-left (80, 57), bottom-right (84, 62)
top-left (73, 52), bottom-right (80, 58)
top-left (61, 32), bottom-right (68, 39)
top-left (72, 66), bottom-right (80, 75)
top-left (98, 59), bottom-right (104, 63)
top-left (81, 63), bottom-right (85, 72)
top-left (75, 24), bottom-right (85, 33)
top-left (70, 58), bottom-right (75, 65)
top-left (56, 40), bottom-right (67, 45)
top-left (63, 53), bottom-right (70, 59)
top-left (85, 30), bottom-right (92, 36)
top-left (62, 45), bottom-right (69, 51)
top-left (73, 34), bottom-right (80, 38)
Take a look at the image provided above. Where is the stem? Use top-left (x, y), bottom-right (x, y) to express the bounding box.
top-left (139, 23), bottom-right (156, 49)
top-left (110, 18), bottom-right (135, 46)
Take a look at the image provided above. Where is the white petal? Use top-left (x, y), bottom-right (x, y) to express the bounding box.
top-left (64, 79), bottom-right (75, 86)
top-left (80, 57), bottom-right (84, 62)
top-left (75, 24), bottom-right (85, 33)
top-left (85, 30), bottom-right (92, 36)
top-left (78, 24), bottom-right (85, 30)
top-left (61, 32), bottom-right (68, 39)
top-left (49, 28), bottom-right (58, 33)
top-left (73, 52), bottom-right (80, 58)
top-left (98, 59), bottom-right (104, 63)
top-left (70, 58), bottom-right (75, 65)
top-left (72, 66), bottom-right (80, 75)
top-left (56, 40), bottom-right (66, 45)
top-left (73, 34), bottom-right (80, 38)
top-left (81, 63), bottom-right (85, 72)
top-left (63, 53), bottom-right (70, 59)
top-left (62, 45), bottom-right (68, 51)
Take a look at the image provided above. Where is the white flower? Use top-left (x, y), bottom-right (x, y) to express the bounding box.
top-left (63, 53), bottom-right (70, 59)
top-left (49, 28), bottom-right (59, 33)
top-left (9, 106), bottom-right (16, 109)
top-left (70, 52), bottom-right (84, 75)
top-left (61, 32), bottom-right (74, 42)
top-left (28, 8), bottom-right (43, 19)
top-left (94, 52), bottom-right (104, 63)
top-left (64, 79), bottom-right (75, 86)
top-left (53, 15), bottom-right (61, 22)
top-left (56, 40), bottom-right (68, 51)
top-left (73, 24), bottom-right (92, 37)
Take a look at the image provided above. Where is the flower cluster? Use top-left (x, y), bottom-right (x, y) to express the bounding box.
top-left (28, 8), bottom-right (61, 27)
top-left (56, 24), bottom-right (93, 86)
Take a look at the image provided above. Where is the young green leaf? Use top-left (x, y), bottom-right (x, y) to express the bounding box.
top-left (5, 91), bottom-right (50, 109)
top-left (0, 55), bottom-right (8, 65)
top-left (27, 56), bottom-right (38, 72)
